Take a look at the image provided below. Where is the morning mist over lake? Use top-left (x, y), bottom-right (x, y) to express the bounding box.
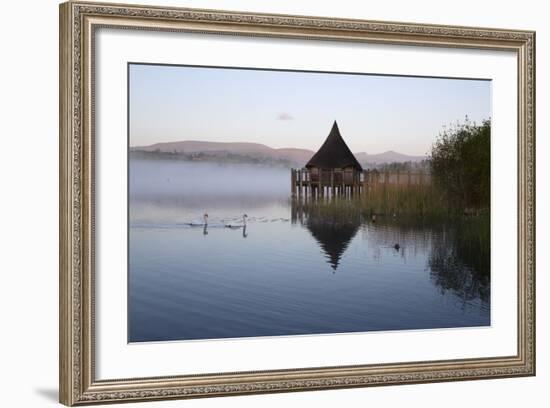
top-left (128, 63), bottom-right (491, 342)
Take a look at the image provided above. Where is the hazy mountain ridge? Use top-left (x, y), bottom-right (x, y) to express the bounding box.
top-left (354, 150), bottom-right (427, 165)
top-left (131, 140), bottom-right (426, 166)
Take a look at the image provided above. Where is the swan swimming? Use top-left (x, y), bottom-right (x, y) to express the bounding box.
top-left (225, 214), bottom-right (248, 229)
top-left (187, 213), bottom-right (208, 227)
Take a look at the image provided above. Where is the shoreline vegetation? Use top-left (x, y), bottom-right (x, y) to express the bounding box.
top-left (290, 194), bottom-right (489, 224)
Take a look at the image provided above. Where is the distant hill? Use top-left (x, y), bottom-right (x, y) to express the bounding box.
top-left (354, 150), bottom-right (426, 165)
top-left (131, 141), bottom-right (426, 167)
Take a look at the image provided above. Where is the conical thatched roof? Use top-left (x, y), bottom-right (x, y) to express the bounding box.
top-left (305, 121), bottom-right (362, 170)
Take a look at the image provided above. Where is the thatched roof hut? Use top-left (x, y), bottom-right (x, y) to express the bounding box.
top-left (291, 121), bottom-right (364, 198)
top-left (305, 121), bottom-right (362, 171)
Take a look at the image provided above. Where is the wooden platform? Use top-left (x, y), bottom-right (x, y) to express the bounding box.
top-left (291, 168), bottom-right (431, 198)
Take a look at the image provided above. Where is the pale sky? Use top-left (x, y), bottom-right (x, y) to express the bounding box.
top-left (129, 63), bottom-right (491, 156)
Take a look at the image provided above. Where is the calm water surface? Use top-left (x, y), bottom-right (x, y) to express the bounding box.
top-left (129, 160), bottom-right (490, 342)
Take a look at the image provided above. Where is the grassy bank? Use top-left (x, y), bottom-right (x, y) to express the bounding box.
top-left (293, 184), bottom-right (479, 219)
top-left (362, 184), bottom-right (449, 217)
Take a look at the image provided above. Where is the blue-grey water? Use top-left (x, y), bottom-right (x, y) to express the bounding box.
top-left (129, 159), bottom-right (490, 342)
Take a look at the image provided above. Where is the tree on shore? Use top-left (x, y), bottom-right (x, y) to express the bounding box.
top-left (429, 117), bottom-right (491, 212)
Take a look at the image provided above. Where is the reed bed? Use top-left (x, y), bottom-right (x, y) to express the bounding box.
top-left (293, 184), bottom-right (455, 219)
top-left (361, 184), bottom-right (449, 216)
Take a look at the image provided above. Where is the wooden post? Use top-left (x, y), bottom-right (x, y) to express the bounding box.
top-left (345, 170), bottom-right (349, 197)
top-left (321, 170), bottom-right (324, 198)
top-left (291, 169), bottom-right (296, 197)
top-left (299, 169), bottom-right (303, 198)
top-left (330, 169), bottom-right (334, 199)
top-left (304, 171), bottom-right (308, 201)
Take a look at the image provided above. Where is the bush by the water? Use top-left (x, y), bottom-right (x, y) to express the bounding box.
top-left (429, 118), bottom-right (491, 212)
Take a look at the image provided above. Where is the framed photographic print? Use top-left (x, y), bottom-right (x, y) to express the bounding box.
top-left (59, 1), bottom-right (536, 405)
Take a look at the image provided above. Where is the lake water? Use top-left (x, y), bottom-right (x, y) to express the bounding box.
top-left (129, 159), bottom-right (490, 342)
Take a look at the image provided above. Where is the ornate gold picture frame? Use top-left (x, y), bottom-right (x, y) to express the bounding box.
top-left (59, 1), bottom-right (535, 405)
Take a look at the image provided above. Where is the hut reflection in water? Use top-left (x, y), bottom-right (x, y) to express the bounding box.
top-left (291, 199), bottom-right (362, 271)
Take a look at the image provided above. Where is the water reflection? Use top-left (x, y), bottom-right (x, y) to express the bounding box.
top-left (291, 200), bottom-right (361, 271)
top-left (291, 199), bottom-right (490, 304)
top-left (129, 160), bottom-right (490, 341)
top-left (428, 218), bottom-right (490, 305)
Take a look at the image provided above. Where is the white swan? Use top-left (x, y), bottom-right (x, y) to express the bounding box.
top-left (225, 214), bottom-right (247, 229)
top-left (187, 213), bottom-right (208, 227)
